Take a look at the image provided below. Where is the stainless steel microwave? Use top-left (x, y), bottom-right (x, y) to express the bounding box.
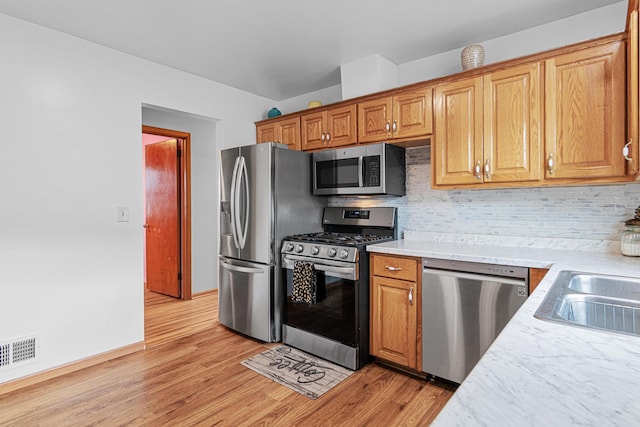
top-left (312, 143), bottom-right (406, 196)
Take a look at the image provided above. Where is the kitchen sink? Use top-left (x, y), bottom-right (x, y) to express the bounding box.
top-left (534, 271), bottom-right (640, 337)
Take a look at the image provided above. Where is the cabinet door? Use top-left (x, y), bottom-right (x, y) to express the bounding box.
top-left (301, 110), bottom-right (327, 151)
top-left (370, 275), bottom-right (418, 369)
top-left (433, 77), bottom-right (484, 185)
top-left (358, 97), bottom-right (393, 143)
top-left (627, 9), bottom-right (639, 176)
top-left (483, 63), bottom-right (542, 183)
top-left (326, 104), bottom-right (357, 147)
top-left (545, 42), bottom-right (626, 179)
top-left (393, 88), bottom-right (433, 139)
top-left (278, 117), bottom-right (301, 150)
top-left (256, 122), bottom-right (277, 144)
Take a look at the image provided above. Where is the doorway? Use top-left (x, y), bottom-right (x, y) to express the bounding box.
top-left (142, 125), bottom-right (192, 300)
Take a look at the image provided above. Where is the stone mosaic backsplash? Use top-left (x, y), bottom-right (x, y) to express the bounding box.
top-left (328, 146), bottom-right (640, 253)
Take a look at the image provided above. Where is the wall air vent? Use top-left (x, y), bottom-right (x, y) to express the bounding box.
top-left (0, 334), bottom-right (40, 370)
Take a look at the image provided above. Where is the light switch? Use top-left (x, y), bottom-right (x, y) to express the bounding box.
top-left (117, 206), bottom-right (129, 222)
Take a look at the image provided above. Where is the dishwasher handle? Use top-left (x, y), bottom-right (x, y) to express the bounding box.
top-left (423, 267), bottom-right (526, 287)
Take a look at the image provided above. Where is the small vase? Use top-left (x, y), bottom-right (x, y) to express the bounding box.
top-left (461, 44), bottom-right (485, 70)
top-left (267, 107), bottom-right (281, 118)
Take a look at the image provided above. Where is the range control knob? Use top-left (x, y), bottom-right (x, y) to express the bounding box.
top-left (339, 249), bottom-right (349, 259)
top-left (311, 246), bottom-right (320, 255)
top-left (328, 247), bottom-right (337, 257)
top-left (295, 244), bottom-right (304, 253)
top-left (285, 243), bottom-right (295, 252)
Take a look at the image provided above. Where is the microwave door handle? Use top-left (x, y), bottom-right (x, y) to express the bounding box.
top-left (358, 156), bottom-right (363, 188)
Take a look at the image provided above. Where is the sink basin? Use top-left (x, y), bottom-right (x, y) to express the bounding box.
top-left (535, 271), bottom-right (640, 337)
top-left (566, 273), bottom-right (640, 299)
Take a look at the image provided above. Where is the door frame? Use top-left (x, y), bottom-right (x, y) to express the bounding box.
top-left (142, 125), bottom-right (192, 300)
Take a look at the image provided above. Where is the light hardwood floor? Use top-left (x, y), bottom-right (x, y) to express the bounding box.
top-left (0, 290), bottom-right (456, 426)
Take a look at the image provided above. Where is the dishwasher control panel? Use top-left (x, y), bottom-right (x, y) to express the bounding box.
top-left (422, 257), bottom-right (529, 281)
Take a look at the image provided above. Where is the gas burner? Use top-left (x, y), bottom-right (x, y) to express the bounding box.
top-left (288, 232), bottom-right (392, 246)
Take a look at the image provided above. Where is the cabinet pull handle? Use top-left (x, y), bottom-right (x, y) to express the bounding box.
top-left (474, 160), bottom-right (482, 179)
top-left (547, 153), bottom-right (555, 174)
top-left (326, 132), bottom-right (331, 142)
top-left (623, 140), bottom-right (633, 161)
top-left (385, 121), bottom-right (391, 135)
top-left (392, 120), bottom-right (398, 134)
top-left (409, 287), bottom-right (414, 305)
top-left (321, 133), bottom-right (326, 142)
top-left (385, 266), bottom-right (402, 271)
top-left (484, 159), bottom-right (491, 180)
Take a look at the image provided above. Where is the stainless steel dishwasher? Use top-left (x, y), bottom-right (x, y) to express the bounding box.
top-left (422, 258), bottom-right (529, 384)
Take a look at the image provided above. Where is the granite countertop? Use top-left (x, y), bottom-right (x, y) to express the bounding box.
top-left (367, 239), bottom-right (640, 426)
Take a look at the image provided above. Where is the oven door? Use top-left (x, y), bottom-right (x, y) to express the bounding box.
top-left (282, 254), bottom-right (359, 346)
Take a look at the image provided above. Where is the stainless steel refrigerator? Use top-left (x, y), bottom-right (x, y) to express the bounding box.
top-left (218, 142), bottom-right (325, 342)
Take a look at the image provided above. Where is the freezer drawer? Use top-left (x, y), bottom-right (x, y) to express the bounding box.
top-left (218, 257), bottom-right (275, 342)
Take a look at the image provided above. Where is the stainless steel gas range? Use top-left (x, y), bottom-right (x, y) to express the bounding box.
top-left (280, 207), bottom-right (397, 370)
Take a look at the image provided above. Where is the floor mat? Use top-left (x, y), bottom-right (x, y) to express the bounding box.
top-left (241, 345), bottom-right (354, 400)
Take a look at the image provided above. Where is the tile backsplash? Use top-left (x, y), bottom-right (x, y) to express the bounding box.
top-left (328, 146), bottom-right (640, 252)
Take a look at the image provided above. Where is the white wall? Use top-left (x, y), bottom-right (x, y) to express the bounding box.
top-left (0, 12), bottom-right (273, 383)
top-left (398, 2), bottom-right (627, 86)
top-left (141, 107), bottom-right (219, 294)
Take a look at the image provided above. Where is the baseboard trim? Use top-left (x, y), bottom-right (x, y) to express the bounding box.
top-left (193, 288), bottom-right (218, 297)
top-left (0, 341), bottom-right (145, 396)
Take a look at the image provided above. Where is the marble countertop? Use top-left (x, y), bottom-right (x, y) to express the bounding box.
top-left (367, 240), bottom-right (640, 426)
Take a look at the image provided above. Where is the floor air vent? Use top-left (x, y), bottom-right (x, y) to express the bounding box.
top-left (0, 335), bottom-right (40, 370)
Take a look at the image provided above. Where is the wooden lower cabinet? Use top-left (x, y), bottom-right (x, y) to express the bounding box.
top-left (529, 267), bottom-right (550, 294)
top-left (370, 254), bottom-right (421, 371)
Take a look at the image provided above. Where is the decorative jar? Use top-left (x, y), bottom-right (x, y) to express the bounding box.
top-left (621, 206), bottom-right (640, 256)
top-left (461, 44), bottom-right (485, 70)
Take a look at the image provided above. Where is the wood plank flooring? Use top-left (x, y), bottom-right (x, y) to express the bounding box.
top-left (0, 289), bottom-right (456, 426)
top-left (144, 289), bottom-right (217, 347)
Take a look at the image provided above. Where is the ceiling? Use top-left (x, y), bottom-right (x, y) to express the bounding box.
top-left (0, 0), bottom-right (625, 101)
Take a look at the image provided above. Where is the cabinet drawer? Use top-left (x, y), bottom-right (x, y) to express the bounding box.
top-left (372, 255), bottom-right (418, 281)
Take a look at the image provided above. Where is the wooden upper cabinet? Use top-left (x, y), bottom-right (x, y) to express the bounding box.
top-left (627, 7), bottom-right (639, 176)
top-left (483, 62), bottom-right (542, 183)
top-left (434, 63), bottom-right (543, 187)
top-left (256, 116), bottom-right (301, 150)
top-left (358, 87), bottom-right (432, 143)
top-left (545, 41), bottom-right (626, 179)
top-left (433, 77), bottom-right (484, 186)
top-left (301, 104), bottom-right (357, 151)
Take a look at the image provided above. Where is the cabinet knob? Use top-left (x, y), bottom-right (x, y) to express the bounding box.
top-left (484, 159), bottom-right (491, 180)
top-left (474, 160), bottom-right (482, 180)
top-left (547, 153), bottom-right (555, 174)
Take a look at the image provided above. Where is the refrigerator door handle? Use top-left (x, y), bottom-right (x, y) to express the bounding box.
top-left (220, 259), bottom-right (266, 274)
top-left (229, 155), bottom-right (241, 250)
top-left (238, 155), bottom-right (250, 249)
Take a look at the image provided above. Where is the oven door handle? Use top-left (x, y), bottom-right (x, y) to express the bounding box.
top-left (282, 256), bottom-right (357, 281)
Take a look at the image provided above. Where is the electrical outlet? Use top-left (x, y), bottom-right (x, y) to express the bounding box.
top-left (117, 206), bottom-right (129, 222)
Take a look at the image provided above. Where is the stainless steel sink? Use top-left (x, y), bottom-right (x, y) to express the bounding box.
top-left (535, 271), bottom-right (640, 337)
